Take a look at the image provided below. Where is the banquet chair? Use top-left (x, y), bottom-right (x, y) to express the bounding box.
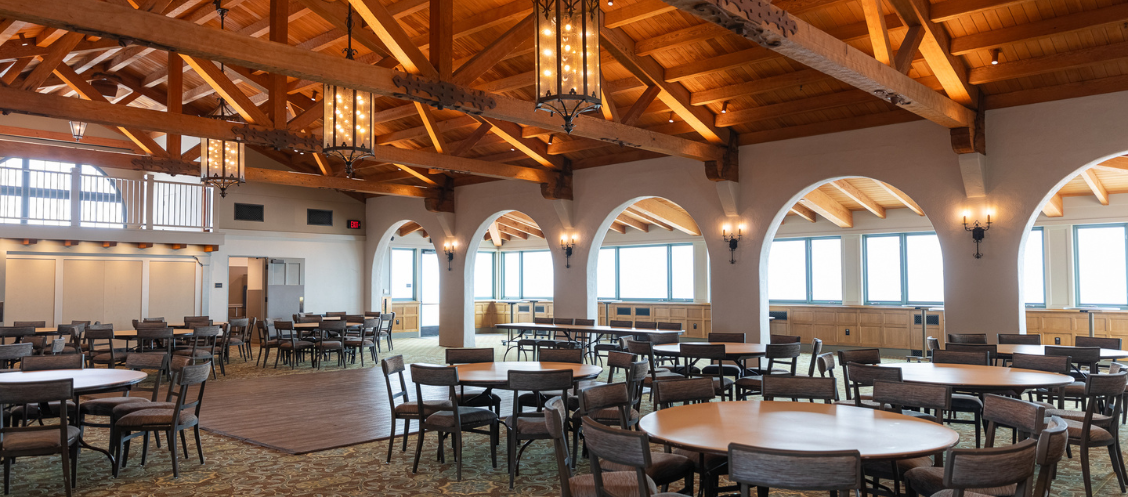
top-left (571, 363), bottom-right (649, 469)
top-left (377, 313), bottom-right (395, 352)
top-left (1045, 345), bottom-right (1101, 405)
top-left (580, 416), bottom-right (685, 497)
top-left (807, 338), bottom-right (824, 376)
top-left (11, 321), bottom-right (45, 328)
top-left (770, 334), bottom-right (801, 344)
top-left (652, 377), bottom-right (715, 409)
top-left (735, 342), bottom-right (801, 399)
top-left (932, 350), bottom-right (990, 447)
top-left (728, 444), bottom-right (862, 497)
top-left (219, 318), bottom-right (253, 364)
top-left (761, 375), bottom-right (836, 403)
top-left (633, 321), bottom-right (658, 330)
top-left (325, 311), bottom-right (347, 317)
top-left (255, 321), bottom-right (279, 367)
top-left (380, 355), bottom-right (450, 463)
top-left (313, 320), bottom-right (345, 370)
top-left (506, 369), bottom-right (573, 489)
top-left (933, 349), bottom-right (992, 366)
top-left (0, 327), bottom-right (34, 347)
top-left (911, 437), bottom-right (1038, 497)
top-left (701, 333), bottom-right (744, 377)
top-left (838, 348), bottom-right (881, 401)
top-left (907, 337), bottom-right (942, 363)
top-left (998, 334), bottom-right (1041, 345)
top-left (517, 348), bottom-right (582, 411)
top-left (608, 320), bottom-right (633, 328)
top-left (1011, 353), bottom-right (1070, 409)
top-left (842, 362), bottom-right (900, 408)
top-left (111, 362), bottom-right (211, 478)
top-left (624, 339), bottom-right (683, 408)
top-left (134, 325), bottom-right (173, 358)
top-left (274, 321), bottom-right (313, 369)
top-left (343, 318), bottom-right (378, 366)
top-left (0, 379), bottom-right (79, 496)
top-left (84, 324), bottom-right (122, 369)
top-left (866, 380), bottom-right (953, 495)
top-left (815, 352), bottom-right (842, 401)
top-left (56, 324), bottom-right (85, 355)
top-left (364, 311), bottom-right (381, 317)
top-left (1076, 337), bottom-right (1122, 373)
top-left (182, 316), bottom-right (211, 329)
top-left (0, 343), bottom-right (32, 372)
top-left (945, 344), bottom-right (998, 365)
top-left (79, 352), bottom-right (169, 459)
top-left (11, 355), bottom-right (82, 426)
top-left (679, 343), bottom-right (734, 401)
top-left (1032, 416), bottom-right (1070, 497)
top-left (444, 348), bottom-right (503, 414)
top-left (173, 325), bottom-right (221, 379)
top-left (947, 333), bottom-right (988, 344)
top-left (408, 364), bottom-right (499, 481)
top-left (142, 318), bottom-right (165, 323)
top-left (1043, 369), bottom-right (1128, 496)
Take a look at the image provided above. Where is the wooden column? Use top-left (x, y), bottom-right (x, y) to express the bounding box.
top-left (166, 50), bottom-right (183, 158)
top-left (268, 0), bottom-right (289, 128)
top-left (429, 0), bottom-right (453, 80)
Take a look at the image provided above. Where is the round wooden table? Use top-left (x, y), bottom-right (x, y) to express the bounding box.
top-left (880, 363), bottom-right (1074, 390)
top-left (293, 322), bottom-right (363, 329)
top-left (639, 401), bottom-right (959, 459)
top-left (996, 343), bottom-right (1128, 360)
top-left (35, 328), bottom-right (194, 337)
top-left (454, 361), bottom-right (602, 387)
top-left (0, 369), bottom-right (147, 394)
top-left (652, 342), bottom-right (767, 360)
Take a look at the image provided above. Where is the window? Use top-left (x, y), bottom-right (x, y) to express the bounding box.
top-left (474, 252), bottom-right (495, 300)
top-left (768, 237), bottom-right (842, 303)
top-left (499, 250), bottom-right (554, 299)
top-left (864, 233), bottom-right (944, 304)
top-left (596, 244), bottom-right (695, 301)
top-left (390, 248), bottom-right (415, 300)
top-left (1076, 224), bottom-right (1128, 306)
top-left (1024, 228), bottom-right (1045, 307)
top-left (502, 252), bottom-right (521, 299)
top-left (0, 159), bottom-right (126, 228)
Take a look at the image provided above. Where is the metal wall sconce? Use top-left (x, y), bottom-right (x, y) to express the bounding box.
top-left (722, 223), bottom-right (743, 264)
top-left (963, 210), bottom-right (992, 259)
top-left (560, 233), bottom-right (577, 268)
top-left (443, 240), bottom-right (457, 271)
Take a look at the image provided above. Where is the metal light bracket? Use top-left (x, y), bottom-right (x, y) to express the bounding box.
top-left (232, 125), bottom-right (320, 151)
top-left (392, 74), bottom-right (496, 114)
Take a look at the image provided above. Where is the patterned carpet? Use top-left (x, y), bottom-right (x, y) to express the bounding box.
top-left (5, 334), bottom-right (1127, 496)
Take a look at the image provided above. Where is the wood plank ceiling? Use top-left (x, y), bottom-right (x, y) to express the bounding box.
top-left (0, 0), bottom-right (1123, 201)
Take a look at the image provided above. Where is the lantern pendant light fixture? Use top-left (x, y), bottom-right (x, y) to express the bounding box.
top-left (322, 4), bottom-right (375, 178)
top-left (534, 0), bottom-right (602, 133)
top-left (199, 0), bottom-right (246, 198)
top-left (68, 121), bottom-right (88, 142)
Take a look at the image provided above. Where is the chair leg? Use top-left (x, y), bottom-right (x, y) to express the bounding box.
top-left (3, 454), bottom-right (10, 495)
top-left (169, 429), bottom-right (180, 478)
top-left (455, 430), bottom-right (463, 481)
top-left (412, 427), bottom-right (426, 474)
top-left (402, 419), bottom-right (410, 452)
top-left (507, 424), bottom-right (516, 489)
top-left (194, 426), bottom-right (204, 464)
top-left (386, 415), bottom-right (397, 463)
top-left (180, 430), bottom-right (189, 459)
top-left (60, 439), bottom-right (72, 497)
top-left (69, 442), bottom-right (79, 489)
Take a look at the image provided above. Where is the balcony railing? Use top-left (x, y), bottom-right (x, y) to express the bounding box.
top-left (0, 164), bottom-right (213, 232)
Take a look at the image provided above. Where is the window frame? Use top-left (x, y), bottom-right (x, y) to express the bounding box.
top-left (1073, 223), bottom-right (1128, 308)
top-left (473, 250), bottom-right (496, 301)
top-left (390, 247), bottom-right (418, 302)
top-left (862, 231), bottom-right (945, 306)
top-left (0, 158), bottom-right (125, 227)
top-left (596, 243), bottom-right (695, 302)
top-left (1024, 227), bottom-right (1046, 308)
top-left (768, 236), bottom-right (843, 305)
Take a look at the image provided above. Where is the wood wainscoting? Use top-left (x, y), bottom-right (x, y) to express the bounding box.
top-left (598, 303), bottom-right (711, 339)
top-left (1025, 309), bottom-right (1128, 346)
top-left (769, 305), bottom-right (945, 349)
top-left (390, 301), bottom-right (420, 333)
top-left (474, 301), bottom-right (555, 329)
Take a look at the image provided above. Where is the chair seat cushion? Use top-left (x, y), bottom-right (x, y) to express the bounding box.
top-left (931, 490), bottom-right (1004, 497)
top-left (569, 471), bottom-right (657, 497)
top-left (951, 393), bottom-right (983, 410)
top-left (734, 376), bottom-right (763, 389)
top-left (393, 400), bottom-right (452, 416)
top-left (90, 352), bottom-right (125, 363)
top-left (113, 401), bottom-right (175, 418)
top-left (80, 396), bottom-right (149, 416)
top-left (262, 339), bottom-right (281, 347)
top-left (505, 415), bottom-right (550, 436)
top-left (1064, 418), bottom-right (1115, 444)
top-left (116, 408), bottom-right (197, 428)
top-left (905, 466), bottom-right (1016, 497)
top-left (1043, 407), bottom-right (1113, 424)
top-left (604, 451), bottom-right (693, 486)
top-left (317, 341), bottom-right (343, 350)
top-left (280, 340), bottom-right (314, 350)
top-left (425, 406), bottom-right (497, 427)
top-left (173, 349), bottom-right (214, 358)
top-left (834, 399), bottom-right (882, 409)
top-left (900, 409), bottom-right (940, 423)
top-left (1064, 382), bottom-right (1086, 396)
top-left (863, 456), bottom-right (933, 479)
top-left (1, 425), bottom-right (80, 451)
top-left (590, 407), bottom-right (640, 426)
top-left (219, 338), bottom-right (244, 346)
top-left (701, 365), bottom-right (743, 376)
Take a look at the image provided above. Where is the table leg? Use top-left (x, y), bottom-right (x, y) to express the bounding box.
top-left (921, 308), bottom-right (928, 360)
top-left (1088, 311), bottom-right (1096, 338)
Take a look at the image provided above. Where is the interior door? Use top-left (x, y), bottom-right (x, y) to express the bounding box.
top-left (420, 250), bottom-right (439, 336)
top-left (266, 258), bottom-right (304, 320)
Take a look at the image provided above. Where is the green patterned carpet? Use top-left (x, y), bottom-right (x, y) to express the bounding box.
top-left (6, 334), bottom-right (1127, 496)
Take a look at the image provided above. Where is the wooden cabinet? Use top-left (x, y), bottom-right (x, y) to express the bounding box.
top-left (597, 303), bottom-right (711, 338)
top-left (390, 301), bottom-right (419, 333)
top-left (771, 305), bottom-right (944, 349)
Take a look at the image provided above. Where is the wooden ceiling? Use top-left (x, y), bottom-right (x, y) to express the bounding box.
top-left (0, 0), bottom-right (1122, 201)
top-left (479, 199), bottom-right (700, 246)
top-left (1041, 156), bottom-right (1128, 217)
top-left (785, 177), bottom-right (924, 227)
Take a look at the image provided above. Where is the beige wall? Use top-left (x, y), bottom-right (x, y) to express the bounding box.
top-left (5, 258), bottom-right (55, 326)
top-left (61, 259), bottom-right (143, 327)
top-left (148, 260), bottom-right (198, 321)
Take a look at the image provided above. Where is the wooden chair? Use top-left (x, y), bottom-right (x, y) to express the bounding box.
top-left (56, 324), bottom-right (85, 355)
top-left (908, 336), bottom-right (942, 363)
top-left (815, 352), bottom-right (842, 401)
top-left (0, 342), bottom-right (32, 371)
top-left (84, 324), bottom-right (122, 369)
top-left (219, 317), bottom-right (253, 363)
top-left (624, 339), bottom-right (683, 407)
top-left (505, 369), bottom-right (573, 489)
top-left (932, 350), bottom-right (989, 447)
top-left (934, 348), bottom-right (992, 365)
top-left (1011, 353), bottom-right (1070, 408)
top-left (377, 312), bottom-right (395, 352)
top-left (735, 342), bottom-right (801, 398)
top-left (1045, 345), bottom-right (1101, 404)
top-left (11, 321), bottom-right (45, 328)
top-left (408, 364), bottom-right (500, 481)
top-left (867, 380), bottom-right (952, 495)
top-left (255, 320), bottom-right (279, 367)
top-left (608, 320), bottom-right (633, 328)
top-left (174, 325), bottom-right (221, 378)
top-left (325, 311), bottom-right (347, 317)
top-left (314, 320), bottom-right (346, 369)
top-left (679, 343), bottom-right (734, 401)
top-left (111, 362), bottom-right (211, 478)
top-left (998, 333), bottom-right (1041, 345)
top-left (10, 355), bottom-right (82, 426)
top-left (910, 438), bottom-right (1038, 497)
top-left (728, 444), bottom-right (862, 497)
top-left (945, 343), bottom-right (998, 364)
top-left (273, 321), bottom-right (313, 369)
top-left (761, 375), bottom-right (836, 403)
top-left (571, 362), bottom-right (649, 469)
top-left (580, 416), bottom-right (683, 497)
top-left (364, 311), bottom-right (381, 317)
top-left (344, 318), bottom-right (378, 366)
top-left (842, 362), bottom-right (900, 408)
top-left (769, 334), bottom-right (801, 344)
top-left (837, 348), bottom-right (881, 400)
top-left (79, 352), bottom-right (169, 459)
top-left (1049, 370), bottom-right (1128, 496)
top-left (0, 379), bottom-right (79, 496)
top-left (444, 348), bottom-right (503, 414)
top-left (656, 322), bottom-right (681, 331)
top-left (633, 321), bottom-right (658, 330)
top-left (1033, 416), bottom-right (1069, 497)
top-left (947, 333), bottom-right (988, 344)
top-left (0, 327), bottom-right (35, 347)
top-left (807, 338), bottom-right (823, 376)
top-left (380, 355), bottom-right (450, 463)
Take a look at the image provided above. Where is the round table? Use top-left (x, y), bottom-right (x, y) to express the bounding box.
top-left (652, 342), bottom-right (767, 360)
top-left (996, 343), bottom-right (1128, 360)
top-left (455, 361), bottom-right (602, 387)
top-left (639, 401), bottom-right (959, 459)
top-left (293, 322), bottom-right (363, 329)
top-left (880, 363), bottom-right (1074, 390)
top-left (0, 369), bottom-right (147, 394)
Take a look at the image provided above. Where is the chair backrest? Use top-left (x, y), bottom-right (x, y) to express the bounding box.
top-left (1033, 416), bottom-right (1069, 497)
top-left (135, 326), bottom-right (173, 353)
top-left (544, 396), bottom-right (575, 497)
top-left (728, 444), bottom-right (862, 492)
top-left (552, 317), bottom-right (574, 325)
top-left (933, 349), bottom-right (991, 366)
top-left (947, 333), bottom-right (988, 344)
top-left (0, 342), bottom-right (33, 364)
top-left (998, 333), bottom-right (1041, 345)
top-left (927, 336), bottom-right (941, 353)
top-left (873, 380), bottom-right (951, 412)
top-left (769, 334), bottom-right (801, 344)
top-left (0, 379), bottom-right (75, 436)
top-left (647, 333), bottom-right (679, 345)
top-left (632, 321), bottom-right (657, 330)
top-left (12, 321), bottom-right (45, 328)
top-left (410, 364), bottom-right (459, 420)
top-left (982, 394), bottom-right (1045, 446)
top-left (169, 362), bottom-right (210, 419)
top-left (533, 317), bottom-right (554, 325)
top-left (296, 315), bottom-right (321, 324)
top-left (445, 347), bottom-right (494, 364)
top-left (84, 324), bottom-right (116, 364)
top-left (605, 350), bottom-right (633, 383)
top-left (808, 338), bottom-right (824, 376)
top-left (608, 320), bottom-right (633, 328)
top-left (381, 355), bottom-right (410, 408)
top-left (364, 311), bottom-right (382, 317)
top-left (1084, 370), bottom-right (1128, 399)
top-left (623, 339), bottom-right (661, 382)
top-left (574, 319), bottom-right (595, 326)
top-left (942, 438), bottom-right (1038, 495)
top-left (325, 311), bottom-right (347, 317)
top-left (766, 342), bottom-right (802, 360)
top-left (845, 362), bottom-right (901, 390)
top-left (581, 416), bottom-right (653, 479)
top-left (508, 369), bottom-right (573, 411)
top-left (837, 348), bottom-right (881, 366)
top-left (681, 343), bottom-right (727, 362)
top-left (0, 327), bottom-right (35, 340)
top-left (143, 317), bottom-right (165, 323)
top-left (124, 352), bottom-right (169, 400)
top-left (538, 347), bottom-right (583, 364)
top-left (21, 353), bottom-right (84, 371)
top-left (708, 332), bottom-right (745, 343)
top-left (656, 322), bottom-right (681, 330)
top-left (762, 376), bottom-right (837, 403)
top-left (1010, 353), bottom-right (1071, 374)
top-left (946, 343), bottom-right (997, 362)
top-left (653, 377), bottom-right (715, 408)
top-left (1044, 345), bottom-right (1100, 373)
top-left (1075, 336), bottom-right (1122, 350)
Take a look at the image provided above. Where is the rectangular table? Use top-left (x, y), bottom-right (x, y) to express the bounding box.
top-left (495, 322), bottom-right (683, 341)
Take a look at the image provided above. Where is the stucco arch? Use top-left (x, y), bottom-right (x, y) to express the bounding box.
top-left (364, 197), bottom-right (447, 313)
top-left (462, 209), bottom-right (559, 317)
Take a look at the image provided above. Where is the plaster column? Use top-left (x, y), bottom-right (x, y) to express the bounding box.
top-left (552, 242), bottom-right (590, 319)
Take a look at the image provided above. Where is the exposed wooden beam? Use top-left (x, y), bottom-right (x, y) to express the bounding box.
top-left (51, 64), bottom-right (167, 157)
top-left (19, 31), bottom-right (83, 90)
top-left (181, 55), bottom-right (270, 124)
top-left (369, 144), bottom-right (553, 183)
top-left (893, 25), bottom-right (924, 74)
top-left (487, 221), bottom-right (503, 246)
top-left (605, 0), bottom-right (676, 28)
top-left (616, 214), bottom-right (649, 232)
top-left (599, 82), bottom-right (619, 122)
top-left (601, 26), bottom-right (728, 144)
top-left (0, 124), bottom-right (143, 153)
top-left (313, 152), bottom-right (333, 175)
top-left (739, 110), bottom-right (922, 145)
top-left (884, 0), bottom-right (976, 107)
top-left (348, 0), bottom-right (436, 78)
top-left (167, 50), bottom-right (183, 158)
top-left (608, 221), bottom-right (628, 234)
top-left (1042, 194), bottom-right (1063, 218)
top-left (0, 57), bottom-right (30, 86)
top-left (691, 69), bottom-right (825, 106)
top-left (1081, 169), bottom-right (1110, 206)
top-left (717, 90), bottom-right (879, 127)
top-left (451, 14), bottom-right (532, 86)
top-left (0, 0), bottom-right (724, 161)
top-left (448, 122), bottom-right (492, 157)
top-left (624, 207), bottom-right (674, 231)
top-left (0, 18), bottom-right (23, 46)
top-left (986, 74), bottom-right (1128, 110)
top-left (297, 0), bottom-right (392, 60)
top-left (635, 22), bottom-right (728, 57)
top-left (829, 179), bottom-right (886, 218)
top-left (860, 0), bottom-right (892, 66)
top-left (631, 198), bottom-right (700, 235)
top-left (621, 85), bottom-right (661, 127)
top-left (498, 214), bottom-right (544, 238)
top-left (479, 117), bottom-right (561, 169)
top-left (930, 0), bottom-right (1024, 22)
top-left (874, 179), bottom-right (924, 215)
top-left (287, 98), bottom-right (323, 131)
top-left (414, 102), bottom-right (447, 154)
top-left (663, 0), bottom-right (974, 129)
top-left (497, 225), bottom-right (528, 240)
top-left (429, 0), bottom-right (452, 80)
top-left (790, 204), bottom-right (817, 222)
top-left (664, 47), bottom-right (773, 84)
top-left (398, 221), bottom-right (423, 236)
top-left (949, 2), bottom-right (1128, 57)
top-left (799, 188), bottom-right (853, 228)
top-left (409, 0), bottom-right (531, 53)
top-left (268, 0), bottom-right (289, 128)
top-left (969, 41), bottom-right (1128, 86)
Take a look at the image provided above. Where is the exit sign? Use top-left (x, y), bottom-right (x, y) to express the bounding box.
top-left (347, 220), bottom-right (362, 230)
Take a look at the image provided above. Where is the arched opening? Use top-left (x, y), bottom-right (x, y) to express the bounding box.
top-left (465, 211), bottom-right (551, 333)
top-left (376, 220), bottom-right (443, 337)
top-left (1020, 154), bottom-right (1128, 341)
top-left (591, 197), bottom-right (709, 335)
top-left (765, 177), bottom-right (940, 352)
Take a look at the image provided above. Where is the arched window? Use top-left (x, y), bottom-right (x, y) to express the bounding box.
top-left (0, 158), bottom-right (127, 228)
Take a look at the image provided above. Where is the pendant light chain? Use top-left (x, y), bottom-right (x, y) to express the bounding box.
top-left (198, 0), bottom-right (247, 198)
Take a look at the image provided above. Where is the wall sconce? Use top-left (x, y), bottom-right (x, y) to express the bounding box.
top-left (963, 210), bottom-right (992, 259)
top-left (443, 240), bottom-right (457, 271)
top-left (560, 233), bottom-right (577, 268)
top-left (722, 223), bottom-right (743, 264)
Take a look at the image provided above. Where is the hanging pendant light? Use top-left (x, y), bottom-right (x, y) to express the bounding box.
top-left (198, 0), bottom-right (246, 198)
top-left (68, 121), bottom-right (88, 142)
top-left (322, 4), bottom-right (374, 178)
top-left (534, 0), bottom-right (602, 133)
